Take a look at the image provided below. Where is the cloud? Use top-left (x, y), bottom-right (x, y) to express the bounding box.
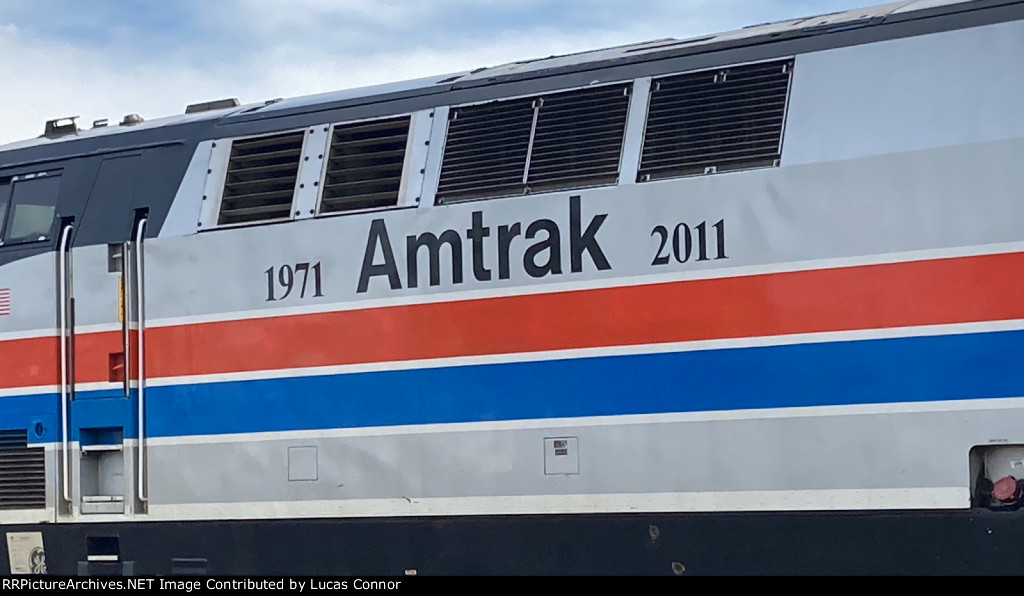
top-left (0, 0), bottom-right (859, 145)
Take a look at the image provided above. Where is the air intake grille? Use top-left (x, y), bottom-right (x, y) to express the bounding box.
top-left (640, 59), bottom-right (793, 181)
top-left (0, 429), bottom-right (45, 510)
top-left (527, 84), bottom-right (630, 193)
top-left (218, 130), bottom-right (304, 226)
top-left (319, 116), bottom-right (411, 214)
top-left (437, 97), bottom-right (534, 203)
top-left (437, 83), bottom-right (631, 203)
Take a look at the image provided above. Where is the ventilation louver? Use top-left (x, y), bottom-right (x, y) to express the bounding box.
top-left (437, 83), bottom-right (631, 204)
top-left (319, 116), bottom-right (411, 214)
top-left (0, 430), bottom-right (45, 510)
top-left (218, 130), bottom-right (304, 226)
top-left (639, 59), bottom-right (793, 181)
top-left (437, 97), bottom-right (534, 203)
top-left (527, 84), bottom-right (631, 193)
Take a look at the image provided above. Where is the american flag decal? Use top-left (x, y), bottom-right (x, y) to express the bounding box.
top-left (0, 288), bottom-right (10, 316)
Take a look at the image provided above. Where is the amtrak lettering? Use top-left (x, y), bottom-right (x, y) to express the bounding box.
top-left (357, 195), bottom-right (611, 293)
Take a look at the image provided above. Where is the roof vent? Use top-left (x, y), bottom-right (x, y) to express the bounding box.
top-left (43, 116), bottom-right (79, 138)
top-left (93, 119), bottom-right (109, 128)
top-left (185, 98), bottom-right (241, 114)
top-left (319, 116), bottom-right (410, 214)
top-left (218, 130), bottom-right (304, 226)
top-left (120, 114), bottom-right (144, 126)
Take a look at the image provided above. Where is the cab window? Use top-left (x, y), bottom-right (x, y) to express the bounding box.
top-left (0, 173), bottom-right (61, 245)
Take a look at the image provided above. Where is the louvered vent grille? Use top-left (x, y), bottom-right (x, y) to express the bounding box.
top-left (319, 116), bottom-right (411, 214)
top-left (0, 429), bottom-right (45, 510)
top-left (218, 130), bottom-right (304, 226)
top-left (437, 97), bottom-right (534, 203)
top-left (640, 59), bottom-right (793, 181)
top-left (437, 83), bottom-right (631, 203)
top-left (527, 84), bottom-right (630, 193)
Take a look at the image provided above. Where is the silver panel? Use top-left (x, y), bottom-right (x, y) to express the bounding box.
top-left (160, 141), bottom-right (214, 238)
top-left (783, 19), bottom-right (1024, 165)
top-left (418, 106), bottom-right (450, 210)
top-left (618, 77), bottom-right (651, 186)
top-left (293, 126), bottom-right (331, 221)
top-left (143, 404), bottom-right (1023, 507)
top-left (398, 111), bottom-right (434, 209)
top-left (0, 252), bottom-right (56, 335)
top-left (141, 137), bottom-right (1024, 321)
top-left (196, 141), bottom-right (232, 232)
top-left (69, 244), bottom-right (120, 328)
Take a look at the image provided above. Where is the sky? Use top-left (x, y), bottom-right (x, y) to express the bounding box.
top-left (0, 0), bottom-right (868, 144)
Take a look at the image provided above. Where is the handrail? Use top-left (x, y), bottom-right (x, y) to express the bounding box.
top-left (57, 224), bottom-right (73, 506)
top-left (122, 241), bottom-right (131, 398)
top-left (134, 219), bottom-right (149, 503)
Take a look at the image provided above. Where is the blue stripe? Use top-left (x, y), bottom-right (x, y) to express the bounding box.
top-left (148, 329), bottom-right (1024, 437)
top-left (5, 330), bottom-right (1024, 440)
top-left (0, 394), bottom-right (59, 444)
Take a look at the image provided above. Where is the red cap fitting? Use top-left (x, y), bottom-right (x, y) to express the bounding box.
top-left (993, 475), bottom-right (1021, 502)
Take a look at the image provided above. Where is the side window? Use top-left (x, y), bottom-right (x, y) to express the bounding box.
top-left (1, 174), bottom-right (61, 245)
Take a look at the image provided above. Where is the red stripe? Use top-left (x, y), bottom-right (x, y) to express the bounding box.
top-left (3, 252), bottom-right (1024, 389)
top-left (0, 336), bottom-right (59, 388)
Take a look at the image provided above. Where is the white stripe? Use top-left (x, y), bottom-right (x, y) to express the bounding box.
top-left (0, 322), bottom-right (131, 341)
top-left (121, 488), bottom-right (968, 523)
top-left (75, 381), bottom-right (124, 393)
top-left (20, 394), bottom-right (1024, 448)
top-left (143, 394), bottom-right (1024, 446)
top-left (143, 317), bottom-right (1024, 389)
top-left (71, 322), bottom-right (123, 335)
top-left (143, 240), bottom-right (1024, 329)
top-left (0, 328), bottom-right (56, 342)
top-left (0, 321), bottom-right (150, 343)
top-left (3, 317), bottom-right (1024, 398)
top-left (0, 385), bottom-right (57, 398)
top-left (0, 382), bottom-right (120, 398)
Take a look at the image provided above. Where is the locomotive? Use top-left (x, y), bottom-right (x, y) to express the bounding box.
top-left (3, 0), bottom-right (1024, 575)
